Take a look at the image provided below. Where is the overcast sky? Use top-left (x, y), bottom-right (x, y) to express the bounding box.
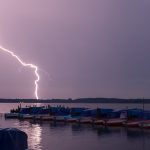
top-left (0, 0), bottom-right (149, 99)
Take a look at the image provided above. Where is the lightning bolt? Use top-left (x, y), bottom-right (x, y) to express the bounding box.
top-left (0, 45), bottom-right (40, 99)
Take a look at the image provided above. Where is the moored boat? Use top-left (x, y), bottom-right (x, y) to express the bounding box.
top-left (5, 113), bottom-right (19, 119)
top-left (138, 120), bottom-right (150, 129)
top-left (54, 116), bottom-right (66, 122)
top-left (79, 117), bottom-right (94, 124)
top-left (123, 120), bottom-right (142, 128)
top-left (94, 119), bottom-right (105, 125)
top-left (106, 118), bottom-right (126, 126)
top-left (41, 115), bottom-right (54, 121)
top-left (64, 115), bottom-right (79, 123)
top-left (34, 114), bottom-right (54, 121)
top-left (19, 114), bottom-right (34, 119)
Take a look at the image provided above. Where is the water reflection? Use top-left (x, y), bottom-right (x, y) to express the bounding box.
top-left (29, 124), bottom-right (42, 150)
top-left (126, 128), bottom-right (150, 139)
top-left (2, 117), bottom-right (150, 150)
top-left (17, 121), bottom-right (42, 150)
top-left (42, 122), bottom-right (150, 150)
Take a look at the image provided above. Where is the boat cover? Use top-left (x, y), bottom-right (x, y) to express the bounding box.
top-left (0, 128), bottom-right (28, 150)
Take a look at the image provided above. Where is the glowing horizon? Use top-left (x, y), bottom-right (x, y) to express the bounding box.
top-left (0, 45), bottom-right (40, 99)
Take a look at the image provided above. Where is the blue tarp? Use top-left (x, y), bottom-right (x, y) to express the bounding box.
top-left (70, 108), bottom-right (87, 117)
top-left (19, 107), bottom-right (32, 114)
top-left (20, 107), bottom-right (43, 114)
top-left (126, 108), bottom-right (144, 119)
top-left (108, 111), bottom-right (121, 118)
top-left (31, 107), bottom-right (43, 114)
top-left (38, 108), bottom-right (51, 114)
top-left (0, 128), bottom-right (28, 150)
top-left (143, 111), bottom-right (150, 119)
top-left (81, 109), bottom-right (97, 117)
top-left (96, 108), bottom-right (114, 118)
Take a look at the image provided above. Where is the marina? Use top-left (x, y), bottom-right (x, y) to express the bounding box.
top-left (1, 103), bottom-right (150, 150)
top-left (4, 104), bottom-right (150, 129)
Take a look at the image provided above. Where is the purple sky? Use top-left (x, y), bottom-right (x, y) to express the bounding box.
top-left (0, 0), bottom-right (149, 99)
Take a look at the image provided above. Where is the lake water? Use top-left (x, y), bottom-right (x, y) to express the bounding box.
top-left (0, 103), bottom-right (150, 150)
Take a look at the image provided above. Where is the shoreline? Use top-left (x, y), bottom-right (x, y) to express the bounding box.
top-left (0, 98), bottom-right (149, 103)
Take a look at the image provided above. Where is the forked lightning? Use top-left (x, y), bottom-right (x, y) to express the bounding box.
top-left (0, 45), bottom-right (40, 99)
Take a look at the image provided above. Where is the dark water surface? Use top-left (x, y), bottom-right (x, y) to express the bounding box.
top-left (0, 103), bottom-right (150, 150)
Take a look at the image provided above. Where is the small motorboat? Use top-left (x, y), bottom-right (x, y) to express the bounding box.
top-left (65, 116), bottom-right (79, 123)
top-left (123, 120), bottom-right (142, 128)
top-left (79, 117), bottom-right (94, 124)
top-left (138, 120), bottom-right (150, 129)
top-left (106, 118), bottom-right (126, 126)
top-left (94, 119), bottom-right (105, 125)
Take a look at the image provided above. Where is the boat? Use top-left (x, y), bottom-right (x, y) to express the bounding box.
top-left (19, 114), bottom-right (34, 119)
top-left (94, 119), bottom-right (105, 125)
top-left (123, 120), bottom-right (142, 128)
top-left (138, 120), bottom-right (150, 129)
top-left (65, 115), bottom-right (79, 123)
top-left (106, 118), bottom-right (126, 126)
top-left (5, 113), bottom-right (19, 119)
top-left (34, 114), bottom-right (54, 121)
top-left (79, 117), bottom-right (94, 124)
top-left (54, 116), bottom-right (66, 122)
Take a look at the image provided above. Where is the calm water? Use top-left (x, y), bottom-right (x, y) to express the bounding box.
top-left (0, 103), bottom-right (150, 150)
